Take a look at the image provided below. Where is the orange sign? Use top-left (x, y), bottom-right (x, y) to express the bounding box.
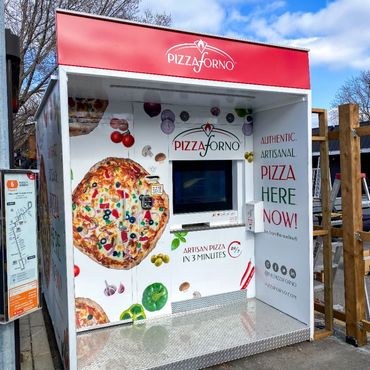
top-left (6, 179), bottom-right (18, 189)
top-left (8, 280), bottom-right (39, 320)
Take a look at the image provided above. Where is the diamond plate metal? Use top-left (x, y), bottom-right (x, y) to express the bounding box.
top-left (172, 290), bottom-right (248, 314)
top-left (77, 298), bottom-right (310, 370)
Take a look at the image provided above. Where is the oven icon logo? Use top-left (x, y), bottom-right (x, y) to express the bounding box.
top-left (194, 39), bottom-right (207, 53)
top-left (202, 122), bottom-right (214, 136)
top-left (166, 39), bottom-right (236, 74)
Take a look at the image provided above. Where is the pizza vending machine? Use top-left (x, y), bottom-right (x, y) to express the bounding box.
top-left (35, 10), bottom-right (313, 370)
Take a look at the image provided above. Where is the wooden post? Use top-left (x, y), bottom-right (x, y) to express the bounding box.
top-left (318, 109), bottom-right (333, 332)
top-left (338, 103), bottom-right (367, 346)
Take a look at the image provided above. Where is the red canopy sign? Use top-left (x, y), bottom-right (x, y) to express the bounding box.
top-left (56, 11), bottom-right (310, 89)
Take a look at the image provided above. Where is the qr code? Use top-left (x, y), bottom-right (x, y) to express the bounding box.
top-left (151, 184), bottom-right (163, 195)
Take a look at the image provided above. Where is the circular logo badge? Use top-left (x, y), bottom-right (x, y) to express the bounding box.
top-left (272, 263), bottom-right (279, 272)
top-left (228, 241), bottom-right (242, 258)
top-left (281, 265), bottom-right (287, 275)
top-left (265, 260), bottom-right (271, 269)
top-left (289, 268), bottom-right (296, 279)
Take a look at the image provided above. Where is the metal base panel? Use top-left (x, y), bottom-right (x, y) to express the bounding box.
top-left (171, 290), bottom-right (248, 314)
top-left (77, 298), bottom-right (310, 370)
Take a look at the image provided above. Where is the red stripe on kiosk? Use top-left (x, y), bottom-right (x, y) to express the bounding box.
top-left (56, 11), bottom-right (310, 89)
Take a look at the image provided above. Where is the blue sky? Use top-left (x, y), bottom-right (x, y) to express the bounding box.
top-left (142, 0), bottom-right (370, 111)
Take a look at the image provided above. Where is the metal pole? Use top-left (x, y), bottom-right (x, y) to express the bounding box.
top-left (6, 53), bottom-right (14, 168)
top-left (5, 27), bottom-right (19, 169)
top-left (0, 1), bottom-right (10, 168)
top-left (0, 1), bottom-right (16, 369)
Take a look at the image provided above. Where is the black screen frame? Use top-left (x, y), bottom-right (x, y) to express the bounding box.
top-left (172, 160), bottom-right (233, 214)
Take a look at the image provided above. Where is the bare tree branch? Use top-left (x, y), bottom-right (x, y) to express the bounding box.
top-left (5, 0), bottom-right (171, 150)
top-left (331, 70), bottom-right (370, 122)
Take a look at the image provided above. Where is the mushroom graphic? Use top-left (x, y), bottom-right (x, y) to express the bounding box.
top-left (142, 145), bottom-right (153, 157)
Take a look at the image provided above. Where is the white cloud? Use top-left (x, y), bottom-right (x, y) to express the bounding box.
top-left (141, 0), bottom-right (225, 33)
top-left (142, 0), bottom-right (370, 70)
top-left (141, 0), bottom-right (263, 34)
top-left (244, 0), bottom-right (370, 69)
top-left (228, 9), bottom-right (249, 23)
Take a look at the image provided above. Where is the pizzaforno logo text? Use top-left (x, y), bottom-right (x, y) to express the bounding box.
top-left (172, 123), bottom-right (241, 157)
top-left (166, 39), bottom-right (235, 73)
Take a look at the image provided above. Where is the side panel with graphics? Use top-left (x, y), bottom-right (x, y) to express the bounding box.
top-left (253, 101), bottom-right (312, 325)
top-left (70, 100), bottom-right (139, 331)
top-left (71, 99), bottom-right (174, 331)
top-left (36, 79), bottom-right (76, 369)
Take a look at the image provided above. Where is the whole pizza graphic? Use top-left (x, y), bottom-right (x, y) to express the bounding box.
top-left (72, 157), bottom-right (169, 269)
top-left (75, 297), bottom-right (109, 329)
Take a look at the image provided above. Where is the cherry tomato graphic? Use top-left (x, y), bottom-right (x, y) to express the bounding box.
top-left (111, 131), bottom-right (123, 143)
top-left (122, 134), bottom-right (135, 147)
top-left (74, 265), bottom-right (80, 277)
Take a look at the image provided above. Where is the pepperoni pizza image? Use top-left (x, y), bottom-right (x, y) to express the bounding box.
top-left (75, 297), bottom-right (109, 329)
top-left (68, 97), bottom-right (109, 136)
top-left (72, 157), bottom-right (169, 269)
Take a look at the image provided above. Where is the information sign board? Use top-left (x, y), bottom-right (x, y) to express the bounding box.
top-left (0, 170), bottom-right (39, 322)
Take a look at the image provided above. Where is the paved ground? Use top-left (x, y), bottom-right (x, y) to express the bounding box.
top-left (20, 310), bottom-right (54, 370)
top-left (210, 334), bottom-right (370, 370)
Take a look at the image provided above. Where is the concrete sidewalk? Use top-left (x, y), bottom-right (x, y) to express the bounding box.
top-left (20, 310), bottom-right (55, 370)
top-left (20, 308), bottom-right (370, 370)
top-left (211, 325), bottom-right (370, 369)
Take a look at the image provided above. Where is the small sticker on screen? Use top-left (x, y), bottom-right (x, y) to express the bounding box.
top-left (151, 184), bottom-right (163, 195)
